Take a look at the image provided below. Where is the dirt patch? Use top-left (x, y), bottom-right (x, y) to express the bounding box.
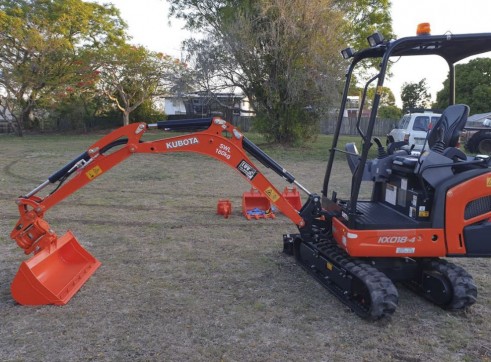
top-left (0, 133), bottom-right (490, 361)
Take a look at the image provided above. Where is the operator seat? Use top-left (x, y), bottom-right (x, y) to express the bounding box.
top-left (419, 104), bottom-right (469, 186)
top-left (427, 104), bottom-right (469, 152)
top-left (391, 104), bottom-right (470, 185)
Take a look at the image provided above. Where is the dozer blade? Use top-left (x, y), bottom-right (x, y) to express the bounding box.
top-left (11, 231), bottom-right (101, 305)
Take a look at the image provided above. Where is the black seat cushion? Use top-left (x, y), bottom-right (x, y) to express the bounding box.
top-left (427, 104), bottom-right (469, 150)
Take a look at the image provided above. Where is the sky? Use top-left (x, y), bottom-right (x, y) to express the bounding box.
top-left (389, 0), bottom-right (491, 105)
top-left (93, 0), bottom-right (491, 106)
top-left (93, 0), bottom-right (190, 58)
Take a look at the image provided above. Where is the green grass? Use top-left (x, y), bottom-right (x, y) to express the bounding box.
top-left (243, 132), bottom-right (377, 162)
top-left (1, 127), bottom-right (375, 164)
top-left (0, 128), bottom-right (490, 362)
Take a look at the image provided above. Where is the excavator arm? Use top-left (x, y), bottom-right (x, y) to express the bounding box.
top-left (12, 117), bottom-right (306, 254)
top-left (10, 118), bottom-right (314, 305)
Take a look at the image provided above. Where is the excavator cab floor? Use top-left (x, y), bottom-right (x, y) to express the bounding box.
top-left (332, 201), bottom-right (432, 230)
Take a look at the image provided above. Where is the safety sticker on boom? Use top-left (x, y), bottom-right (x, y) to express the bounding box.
top-left (237, 160), bottom-right (258, 180)
top-left (264, 187), bottom-right (280, 202)
top-left (86, 165), bottom-right (103, 180)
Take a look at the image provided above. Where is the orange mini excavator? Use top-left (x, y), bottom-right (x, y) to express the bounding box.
top-left (9, 28), bottom-right (491, 320)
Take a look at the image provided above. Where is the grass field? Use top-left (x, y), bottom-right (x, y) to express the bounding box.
top-left (0, 129), bottom-right (490, 361)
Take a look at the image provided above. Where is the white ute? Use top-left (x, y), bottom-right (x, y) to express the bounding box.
top-left (387, 111), bottom-right (441, 152)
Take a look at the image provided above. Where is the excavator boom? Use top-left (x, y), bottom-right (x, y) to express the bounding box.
top-left (10, 118), bottom-right (308, 305)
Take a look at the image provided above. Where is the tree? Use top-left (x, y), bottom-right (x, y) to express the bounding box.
top-left (170, 0), bottom-right (393, 144)
top-left (359, 85), bottom-right (396, 108)
top-left (435, 58), bottom-right (491, 113)
top-left (98, 45), bottom-right (190, 126)
top-left (0, 0), bottom-right (127, 135)
top-left (335, 0), bottom-right (394, 51)
top-left (130, 98), bottom-right (165, 123)
top-left (400, 79), bottom-right (431, 112)
top-left (347, 83), bottom-right (398, 120)
top-left (45, 77), bottom-right (110, 132)
top-left (378, 105), bottom-right (401, 119)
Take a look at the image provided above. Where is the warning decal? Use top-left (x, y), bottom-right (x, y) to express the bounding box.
top-left (86, 165), bottom-right (103, 180)
top-left (264, 187), bottom-right (280, 202)
top-left (487, 177), bottom-right (491, 187)
top-left (237, 160), bottom-right (258, 180)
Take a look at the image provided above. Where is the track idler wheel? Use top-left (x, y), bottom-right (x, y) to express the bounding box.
top-left (424, 259), bottom-right (477, 310)
top-left (406, 258), bottom-right (478, 310)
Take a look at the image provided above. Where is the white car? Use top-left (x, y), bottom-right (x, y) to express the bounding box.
top-left (387, 111), bottom-right (441, 151)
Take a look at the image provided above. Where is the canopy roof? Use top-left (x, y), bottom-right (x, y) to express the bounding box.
top-left (353, 33), bottom-right (491, 65)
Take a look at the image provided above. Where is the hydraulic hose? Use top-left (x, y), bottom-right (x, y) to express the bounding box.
top-left (242, 136), bottom-right (295, 184)
top-left (155, 118), bottom-right (213, 131)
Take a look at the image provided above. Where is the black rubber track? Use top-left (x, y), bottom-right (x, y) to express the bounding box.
top-left (408, 258), bottom-right (478, 310)
top-left (296, 240), bottom-right (399, 320)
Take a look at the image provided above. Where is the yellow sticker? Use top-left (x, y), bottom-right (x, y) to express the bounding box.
top-left (419, 210), bottom-right (429, 217)
top-left (264, 187), bottom-right (280, 202)
top-left (487, 177), bottom-right (491, 187)
top-left (86, 165), bottom-right (103, 180)
top-left (326, 262), bottom-right (333, 271)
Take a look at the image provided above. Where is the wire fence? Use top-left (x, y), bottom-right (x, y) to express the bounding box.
top-left (232, 116), bottom-right (397, 137)
top-left (1, 116), bottom-right (397, 137)
top-left (0, 121), bottom-right (14, 134)
top-left (320, 117), bottom-right (396, 137)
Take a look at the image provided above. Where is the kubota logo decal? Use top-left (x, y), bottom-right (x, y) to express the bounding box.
top-left (166, 137), bottom-right (199, 149)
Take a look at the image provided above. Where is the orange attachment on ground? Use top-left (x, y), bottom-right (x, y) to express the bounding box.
top-left (281, 186), bottom-right (302, 211)
top-left (217, 199), bottom-right (232, 218)
top-left (11, 231), bottom-right (101, 305)
top-left (242, 188), bottom-right (275, 220)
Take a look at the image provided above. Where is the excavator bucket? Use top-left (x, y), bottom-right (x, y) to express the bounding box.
top-left (281, 186), bottom-right (302, 211)
top-left (242, 188), bottom-right (275, 219)
top-left (11, 231), bottom-right (101, 306)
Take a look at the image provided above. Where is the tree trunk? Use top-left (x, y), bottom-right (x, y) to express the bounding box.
top-left (20, 101), bottom-right (35, 131)
top-left (14, 119), bottom-right (23, 136)
top-left (8, 113), bottom-right (24, 137)
top-left (123, 111), bottom-right (130, 126)
top-left (7, 118), bottom-right (23, 136)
